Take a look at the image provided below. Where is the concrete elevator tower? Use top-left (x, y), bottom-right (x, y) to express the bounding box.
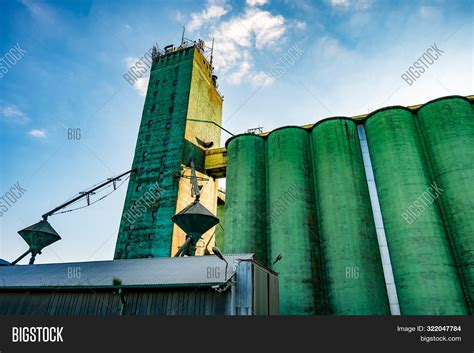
top-left (114, 41), bottom-right (223, 259)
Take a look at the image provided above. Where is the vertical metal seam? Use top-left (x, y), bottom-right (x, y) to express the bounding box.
top-left (357, 124), bottom-right (401, 315)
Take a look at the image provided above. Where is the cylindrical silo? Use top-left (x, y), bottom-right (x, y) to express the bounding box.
top-left (267, 127), bottom-right (320, 315)
top-left (224, 135), bottom-right (267, 264)
top-left (416, 97), bottom-right (474, 313)
top-left (311, 118), bottom-right (389, 315)
top-left (365, 108), bottom-right (467, 314)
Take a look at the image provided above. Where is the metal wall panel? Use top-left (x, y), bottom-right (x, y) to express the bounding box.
top-left (234, 261), bottom-right (253, 315)
top-left (268, 274), bottom-right (279, 315)
top-left (253, 266), bottom-right (269, 315)
top-left (0, 288), bottom-right (229, 316)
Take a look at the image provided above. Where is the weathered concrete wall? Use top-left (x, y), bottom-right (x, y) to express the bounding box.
top-left (115, 45), bottom-right (222, 259)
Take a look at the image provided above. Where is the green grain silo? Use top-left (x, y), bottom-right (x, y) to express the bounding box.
top-left (312, 118), bottom-right (389, 315)
top-left (224, 135), bottom-right (267, 263)
top-left (416, 97), bottom-right (474, 313)
top-left (365, 107), bottom-right (467, 314)
top-left (267, 127), bottom-right (320, 315)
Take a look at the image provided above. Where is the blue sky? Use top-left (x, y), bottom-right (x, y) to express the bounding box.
top-left (0, 0), bottom-right (472, 264)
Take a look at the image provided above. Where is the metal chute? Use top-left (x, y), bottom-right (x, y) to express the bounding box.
top-left (172, 161), bottom-right (219, 256)
top-left (12, 220), bottom-right (61, 265)
top-left (172, 201), bottom-right (219, 248)
top-left (10, 169), bottom-right (135, 265)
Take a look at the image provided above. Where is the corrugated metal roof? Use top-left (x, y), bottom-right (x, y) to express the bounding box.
top-left (0, 254), bottom-right (254, 289)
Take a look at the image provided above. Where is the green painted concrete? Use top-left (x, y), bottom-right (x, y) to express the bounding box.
top-left (267, 128), bottom-right (319, 315)
top-left (215, 200), bottom-right (225, 251)
top-left (224, 135), bottom-right (267, 262)
top-left (312, 119), bottom-right (389, 315)
top-left (224, 125), bottom-right (387, 314)
top-left (223, 96), bottom-right (473, 315)
top-left (416, 97), bottom-right (474, 313)
top-left (115, 46), bottom-right (221, 259)
top-left (366, 108), bottom-right (467, 314)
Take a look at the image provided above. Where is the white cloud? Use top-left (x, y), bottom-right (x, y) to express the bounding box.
top-left (228, 61), bottom-right (251, 84)
top-left (312, 36), bottom-right (360, 66)
top-left (175, 11), bottom-right (186, 24)
top-left (329, 0), bottom-right (351, 7)
top-left (187, 0), bottom-right (230, 32)
top-left (294, 20), bottom-right (307, 30)
top-left (124, 57), bottom-right (150, 96)
top-left (29, 129), bottom-right (47, 138)
top-left (125, 56), bottom-right (138, 69)
top-left (191, 3), bottom-right (290, 86)
top-left (328, 0), bottom-right (372, 9)
top-left (249, 8), bottom-right (286, 49)
top-left (246, 0), bottom-right (268, 6)
top-left (251, 71), bottom-right (275, 86)
top-left (134, 77), bottom-right (150, 96)
top-left (213, 6), bottom-right (286, 51)
top-left (303, 33), bottom-right (473, 119)
top-left (1, 105), bottom-right (30, 124)
top-left (186, 0), bottom-right (307, 86)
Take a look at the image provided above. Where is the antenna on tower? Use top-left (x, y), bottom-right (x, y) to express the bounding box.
top-left (181, 26), bottom-right (185, 47)
top-left (210, 38), bottom-right (215, 67)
